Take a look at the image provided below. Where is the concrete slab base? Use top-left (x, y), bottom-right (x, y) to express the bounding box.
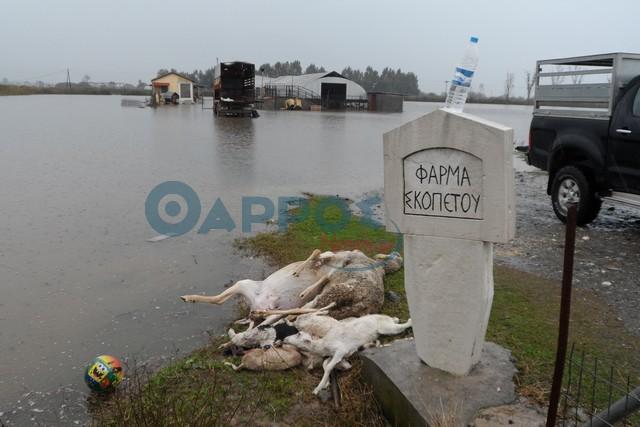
top-left (360, 339), bottom-right (517, 427)
top-left (471, 398), bottom-right (546, 426)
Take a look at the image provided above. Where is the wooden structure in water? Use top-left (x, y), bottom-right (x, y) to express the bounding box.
top-left (213, 62), bottom-right (258, 118)
top-left (151, 72), bottom-right (198, 105)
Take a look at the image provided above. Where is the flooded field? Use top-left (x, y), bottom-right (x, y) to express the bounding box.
top-left (1, 96), bottom-right (535, 423)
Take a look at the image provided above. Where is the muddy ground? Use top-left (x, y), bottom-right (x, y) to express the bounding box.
top-left (496, 170), bottom-right (640, 335)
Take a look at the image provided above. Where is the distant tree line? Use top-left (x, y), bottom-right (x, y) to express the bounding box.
top-left (257, 61), bottom-right (327, 77)
top-left (341, 66), bottom-right (419, 95)
top-left (407, 69), bottom-right (540, 106)
top-left (257, 61), bottom-right (420, 95)
top-left (157, 60), bottom-right (421, 96)
top-left (405, 91), bottom-right (532, 106)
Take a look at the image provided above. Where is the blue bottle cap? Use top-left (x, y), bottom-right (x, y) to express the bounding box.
top-left (470, 36), bottom-right (479, 43)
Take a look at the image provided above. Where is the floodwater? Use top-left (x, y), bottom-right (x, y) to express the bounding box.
top-left (0, 96), bottom-right (533, 424)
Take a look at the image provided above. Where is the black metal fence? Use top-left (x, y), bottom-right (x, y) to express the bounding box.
top-left (258, 84), bottom-right (320, 100)
top-left (545, 204), bottom-right (640, 426)
top-left (556, 344), bottom-right (640, 426)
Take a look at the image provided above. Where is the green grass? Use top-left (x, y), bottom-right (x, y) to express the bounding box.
top-left (490, 267), bottom-right (640, 417)
top-left (93, 195), bottom-right (640, 426)
top-left (92, 336), bottom-right (383, 426)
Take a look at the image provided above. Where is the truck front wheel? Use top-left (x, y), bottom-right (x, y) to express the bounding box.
top-left (551, 166), bottom-right (601, 225)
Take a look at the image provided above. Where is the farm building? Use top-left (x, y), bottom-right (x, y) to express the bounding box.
top-left (257, 71), bottom-right (367, 110)
top-left (368, 91), bottom-right (404, 112)
top-left (151, 72), bottom-right (197, 104)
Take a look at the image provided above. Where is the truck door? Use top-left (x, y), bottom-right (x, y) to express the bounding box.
top-left (608, 84), bottom-right (640, 194)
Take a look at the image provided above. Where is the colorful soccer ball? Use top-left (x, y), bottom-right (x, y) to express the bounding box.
top-left (84, 355), bottom-right (124, 392)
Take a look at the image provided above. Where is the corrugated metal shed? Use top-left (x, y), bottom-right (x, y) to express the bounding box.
top-left (258, 71), bottom-right (367, 99)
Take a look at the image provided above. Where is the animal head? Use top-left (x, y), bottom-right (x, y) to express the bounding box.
top-left (283, 331), bottom-right (315, 352)
top-left (374, 252), bottom-right (403, 274)
top-left (227, 326), bottom-right (276, 349)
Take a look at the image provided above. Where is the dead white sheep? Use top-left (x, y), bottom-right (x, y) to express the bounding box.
top-left (181, 249), bottom-right (402, 324)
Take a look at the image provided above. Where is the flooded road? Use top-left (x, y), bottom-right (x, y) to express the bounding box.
top-left (0, 96), bottom-right (537, 423)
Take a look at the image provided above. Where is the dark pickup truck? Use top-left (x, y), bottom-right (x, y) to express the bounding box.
top-left (528, 53), bottom-right (640, 224)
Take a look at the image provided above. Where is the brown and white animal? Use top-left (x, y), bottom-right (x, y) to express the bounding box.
top-left (283, 312), bottom-right (412, 394)
top-left (224, 344), bottom-right (302, 371)
top-left (223, 304), bottom-right (364, 375)
top-left (181, 249), bottom-right (402, 323)
top-left (225, 322), bottom-right (302, 350)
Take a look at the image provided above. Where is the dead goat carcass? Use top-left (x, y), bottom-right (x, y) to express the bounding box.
top-left (181, 249), bottom-right (402, 323)
top-left (224, 344), bottom-right (302, 371)
top-left (283, 312), bottom-right (412, 395)
top-left (227, 305), bottom-right (411, 394)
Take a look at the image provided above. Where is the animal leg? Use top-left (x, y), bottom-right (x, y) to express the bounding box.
top-left (224, 361), bottom-right (244, 371)
top-left (218, 328), bottom-right (239, 350)
top-left (181, 280), bottom-right (258, 306)
top-left (286, 299), bottom-right (335, 321)
top-left (284, 298), bottom-right (319, 322)
top-left (361, 340), bottom-right (381, 349)
top-left (337, 360), bottom-right (352, 370)
top-left (180, 294), bottom-right (225, 304)
top-left (292, 249), bottom-right (321, 277)
top-left (299, 273), bottom-right (331, 300)
top-left (259, 300), bottom-right (336, 330)
top-left (253, 307), bottom-right (320, 317)
top-left (302, 351), bottom-right (324, 371)
top-left (256, 314), bottom-right (286, 327)
top-left (253, 302), bottom-right (336, 318)
top-left (377, 319), bottom-right (413, 335)
top-left (313, 352), bottom-right (345, 395)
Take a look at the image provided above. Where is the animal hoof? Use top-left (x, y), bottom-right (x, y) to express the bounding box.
top-left (315, 388), bottom-right (332, 401)
top-left (180, 295), bottom-right (194, 303)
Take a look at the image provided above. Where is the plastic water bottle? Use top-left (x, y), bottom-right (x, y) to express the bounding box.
top-left (444, 36), bottom-right (479, 112)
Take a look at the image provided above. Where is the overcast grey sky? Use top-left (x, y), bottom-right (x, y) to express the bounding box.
top-left (1, 0), bottom-right (638, 96)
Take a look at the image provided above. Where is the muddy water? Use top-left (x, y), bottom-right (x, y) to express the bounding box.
top-left (0, 96), bottom-right (533, 424)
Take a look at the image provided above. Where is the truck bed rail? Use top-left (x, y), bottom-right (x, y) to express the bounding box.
top-left (534, 53), bottom-right (640, 119)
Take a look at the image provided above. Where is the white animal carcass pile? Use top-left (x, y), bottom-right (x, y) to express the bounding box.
top-left (181, 249), bottom-right (411, 395)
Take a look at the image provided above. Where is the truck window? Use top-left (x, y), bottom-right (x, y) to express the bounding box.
top-left (633, 88), bottom-right (640, 116)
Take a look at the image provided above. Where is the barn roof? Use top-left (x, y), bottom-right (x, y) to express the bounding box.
top-left (151, 72), bottom-right (195, 83)
top-left (258, 71), bottom-right (366, 98)
top-left (259, 71), bottom-right (344, 87)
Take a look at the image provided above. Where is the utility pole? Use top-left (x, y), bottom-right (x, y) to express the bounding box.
top-left (66, 68), bottom-right (71, 90)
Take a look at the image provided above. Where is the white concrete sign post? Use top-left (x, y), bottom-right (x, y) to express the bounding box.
top-left (384, 109), bottom-right (515, 376)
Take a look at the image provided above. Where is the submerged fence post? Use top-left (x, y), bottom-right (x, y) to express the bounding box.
top-left (546, 202), bottom-right (577, 427)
